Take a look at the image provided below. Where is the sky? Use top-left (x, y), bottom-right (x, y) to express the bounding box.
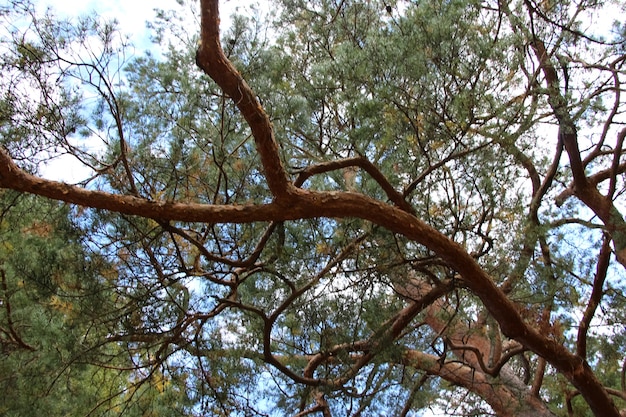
top-left (14, 1), bottom-right (624, 416)
top-left (39, 0), bottom-right (173, 21)
top-left (30, 0), bottom-right (625, 183)
top-left (37, 0), bottom-right (248, 41)
top-left (36, 0), bottom-right (172, 181)
top-left (34, 0), bottom-right (249, 182)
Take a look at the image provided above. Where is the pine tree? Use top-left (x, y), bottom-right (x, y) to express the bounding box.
top-left (1, 0), bottom-right (625, 415)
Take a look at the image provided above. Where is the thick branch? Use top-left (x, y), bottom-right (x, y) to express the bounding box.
top-left (403, 349), bottom-right (556, 417)
top-left (0, 3), bottom-right (620, 414)
top-left (556, 159), bottom-right (626, 207)
top-left (532, 39), bottom-right (626, 272)
top-left (294, 156), bottom-right (415, 215)
top-left (0, 141), bottom-right (613, 416)
top-left (527, 30), bottom-right (621, 417)
top-left (195, 0), bottom-right (293, 201)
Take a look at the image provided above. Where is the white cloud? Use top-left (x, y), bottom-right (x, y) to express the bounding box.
top-left (32, 0), bottom-right (255, 184)
top-left (36, 0), bottom-right (176, 47)
top-left (35, 0), bottom-right (246, 39)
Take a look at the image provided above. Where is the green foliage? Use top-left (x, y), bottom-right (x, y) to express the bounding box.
top-left (0, 192), bottom-right (108, 415)
top-left (0, 191), bottom-right (195, 416)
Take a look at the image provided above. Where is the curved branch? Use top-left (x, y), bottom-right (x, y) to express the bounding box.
top-left (402, 349), bottom-right (556, 417)
top-left (304, 280), bottom-right (453, 386)
top-left (0, 2), bottom-right (621, 414)
top-left (0, 269), bottom-right (36, 351)
top-left (0, 141), bottom-right (615, 414)
top-left (294, 156), bottom-right (415, 214)
top-left (577, 234), bottom-right (611, 358)
top-left (556, 159), bottom-right (626, 207)
top-left (160, 220), bottom-right (280, 269)
top-left (445, 335), bottom-right (526, 377)
top-left (532, 38), bottom-right (626, 273)
top-left (403, 143), bottom-right (491, 198)
top-left (195, 0), bottom-right (293, 200)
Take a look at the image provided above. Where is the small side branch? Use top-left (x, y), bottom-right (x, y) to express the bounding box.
top-left (577, 235), bottom-right (611, 358)
top-left (1, 269), bottom-right (36, 351)
top-left (294, 156), bottom-right (415, 215)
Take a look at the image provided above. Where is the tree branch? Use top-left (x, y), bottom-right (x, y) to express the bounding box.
top-left (0, 269), bottom-right (36, 351)
top-left (294, 156), bottom-right (416, 215)
top-left (402, 349), bottom-right (556, 417)
top-left (577, 234), bottom-right (611, 358)
top-left (195, 0), bottom-right (293, 201)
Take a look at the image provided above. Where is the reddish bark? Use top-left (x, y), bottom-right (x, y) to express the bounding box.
top-left (195, 0), bottom-right (292, 201)
top-left (531, 38), bottom-right (626, 269)
top-left (402, 349), bottom-right (556, 417)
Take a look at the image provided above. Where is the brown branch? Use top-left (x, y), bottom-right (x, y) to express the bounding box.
top-left (608, 128), bottom-right (626, 200)
top-left (402, 349), bottom-right (555, 417)
top-left (531, 39), bottom-right (587, 188)
top-left (594, 60), bottom-right (625, 159)
top-left (292, 392), bottom-right (332, 417)
top-left (306, 280), bottom-right (453, 387)
top-left (0, 2), bottom-right (620, 413)
top-left (0, 149), bottom-right (281, 222)
top-left (399, 374), bottom-right (429, 417)
top-left (556, 159), bottom-right (626, 207)
top-left (0, 269), bottom-right (36, 351)
top-left (566, 391), bottom-right (575, 417)
top-left (446, 336), bottom-right (526, 377)
top-left (606, 387), bottom-right (626, 402)
top-left (0, 142), bottom-right (615, 413)
top-left (531, 357), bottom-right (547, 397)
top-left (532, 38), bottom-right (626, 273)
top-left (195, 0), bottom-right (293, 201)
top-left (294, 156), bottom-right (415, 214)
top-left (577, 235), bottom-right (611, 358)
top-left (403, 143), bottom-right (491, 198)
top-left (567, 388), bottom-right (626, 407)
top-left (160, 220), bottom-right (280, 269)
top-left (520, 7), bottom-right (622, 409)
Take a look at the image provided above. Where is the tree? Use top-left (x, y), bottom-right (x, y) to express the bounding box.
top-left (0, 192), bottom-right (94, 416)
top-left (0, 0), bottom-right (625, 415)
top-left (0, 195), bottom-right (196, 417)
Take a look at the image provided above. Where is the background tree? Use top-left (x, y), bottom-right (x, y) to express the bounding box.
top-left (0, 0), bottom-right (625, 416)
top-left (0, 191), bottom-right (192, 416)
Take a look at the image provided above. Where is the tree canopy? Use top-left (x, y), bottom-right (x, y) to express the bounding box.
top-left (1, 0), bottom-right (626, 415)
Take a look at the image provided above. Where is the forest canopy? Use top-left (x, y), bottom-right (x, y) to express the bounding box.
top-left (1, 0), bottom-right (626, 416)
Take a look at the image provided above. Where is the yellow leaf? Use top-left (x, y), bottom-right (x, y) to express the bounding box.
top-left (316, 242), bottom-right (331, 255)
top-left (49, 295), bottom-right (73, 315)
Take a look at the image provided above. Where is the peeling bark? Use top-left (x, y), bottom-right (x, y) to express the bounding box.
top-left (403, 350), bottom-right (556, 417)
